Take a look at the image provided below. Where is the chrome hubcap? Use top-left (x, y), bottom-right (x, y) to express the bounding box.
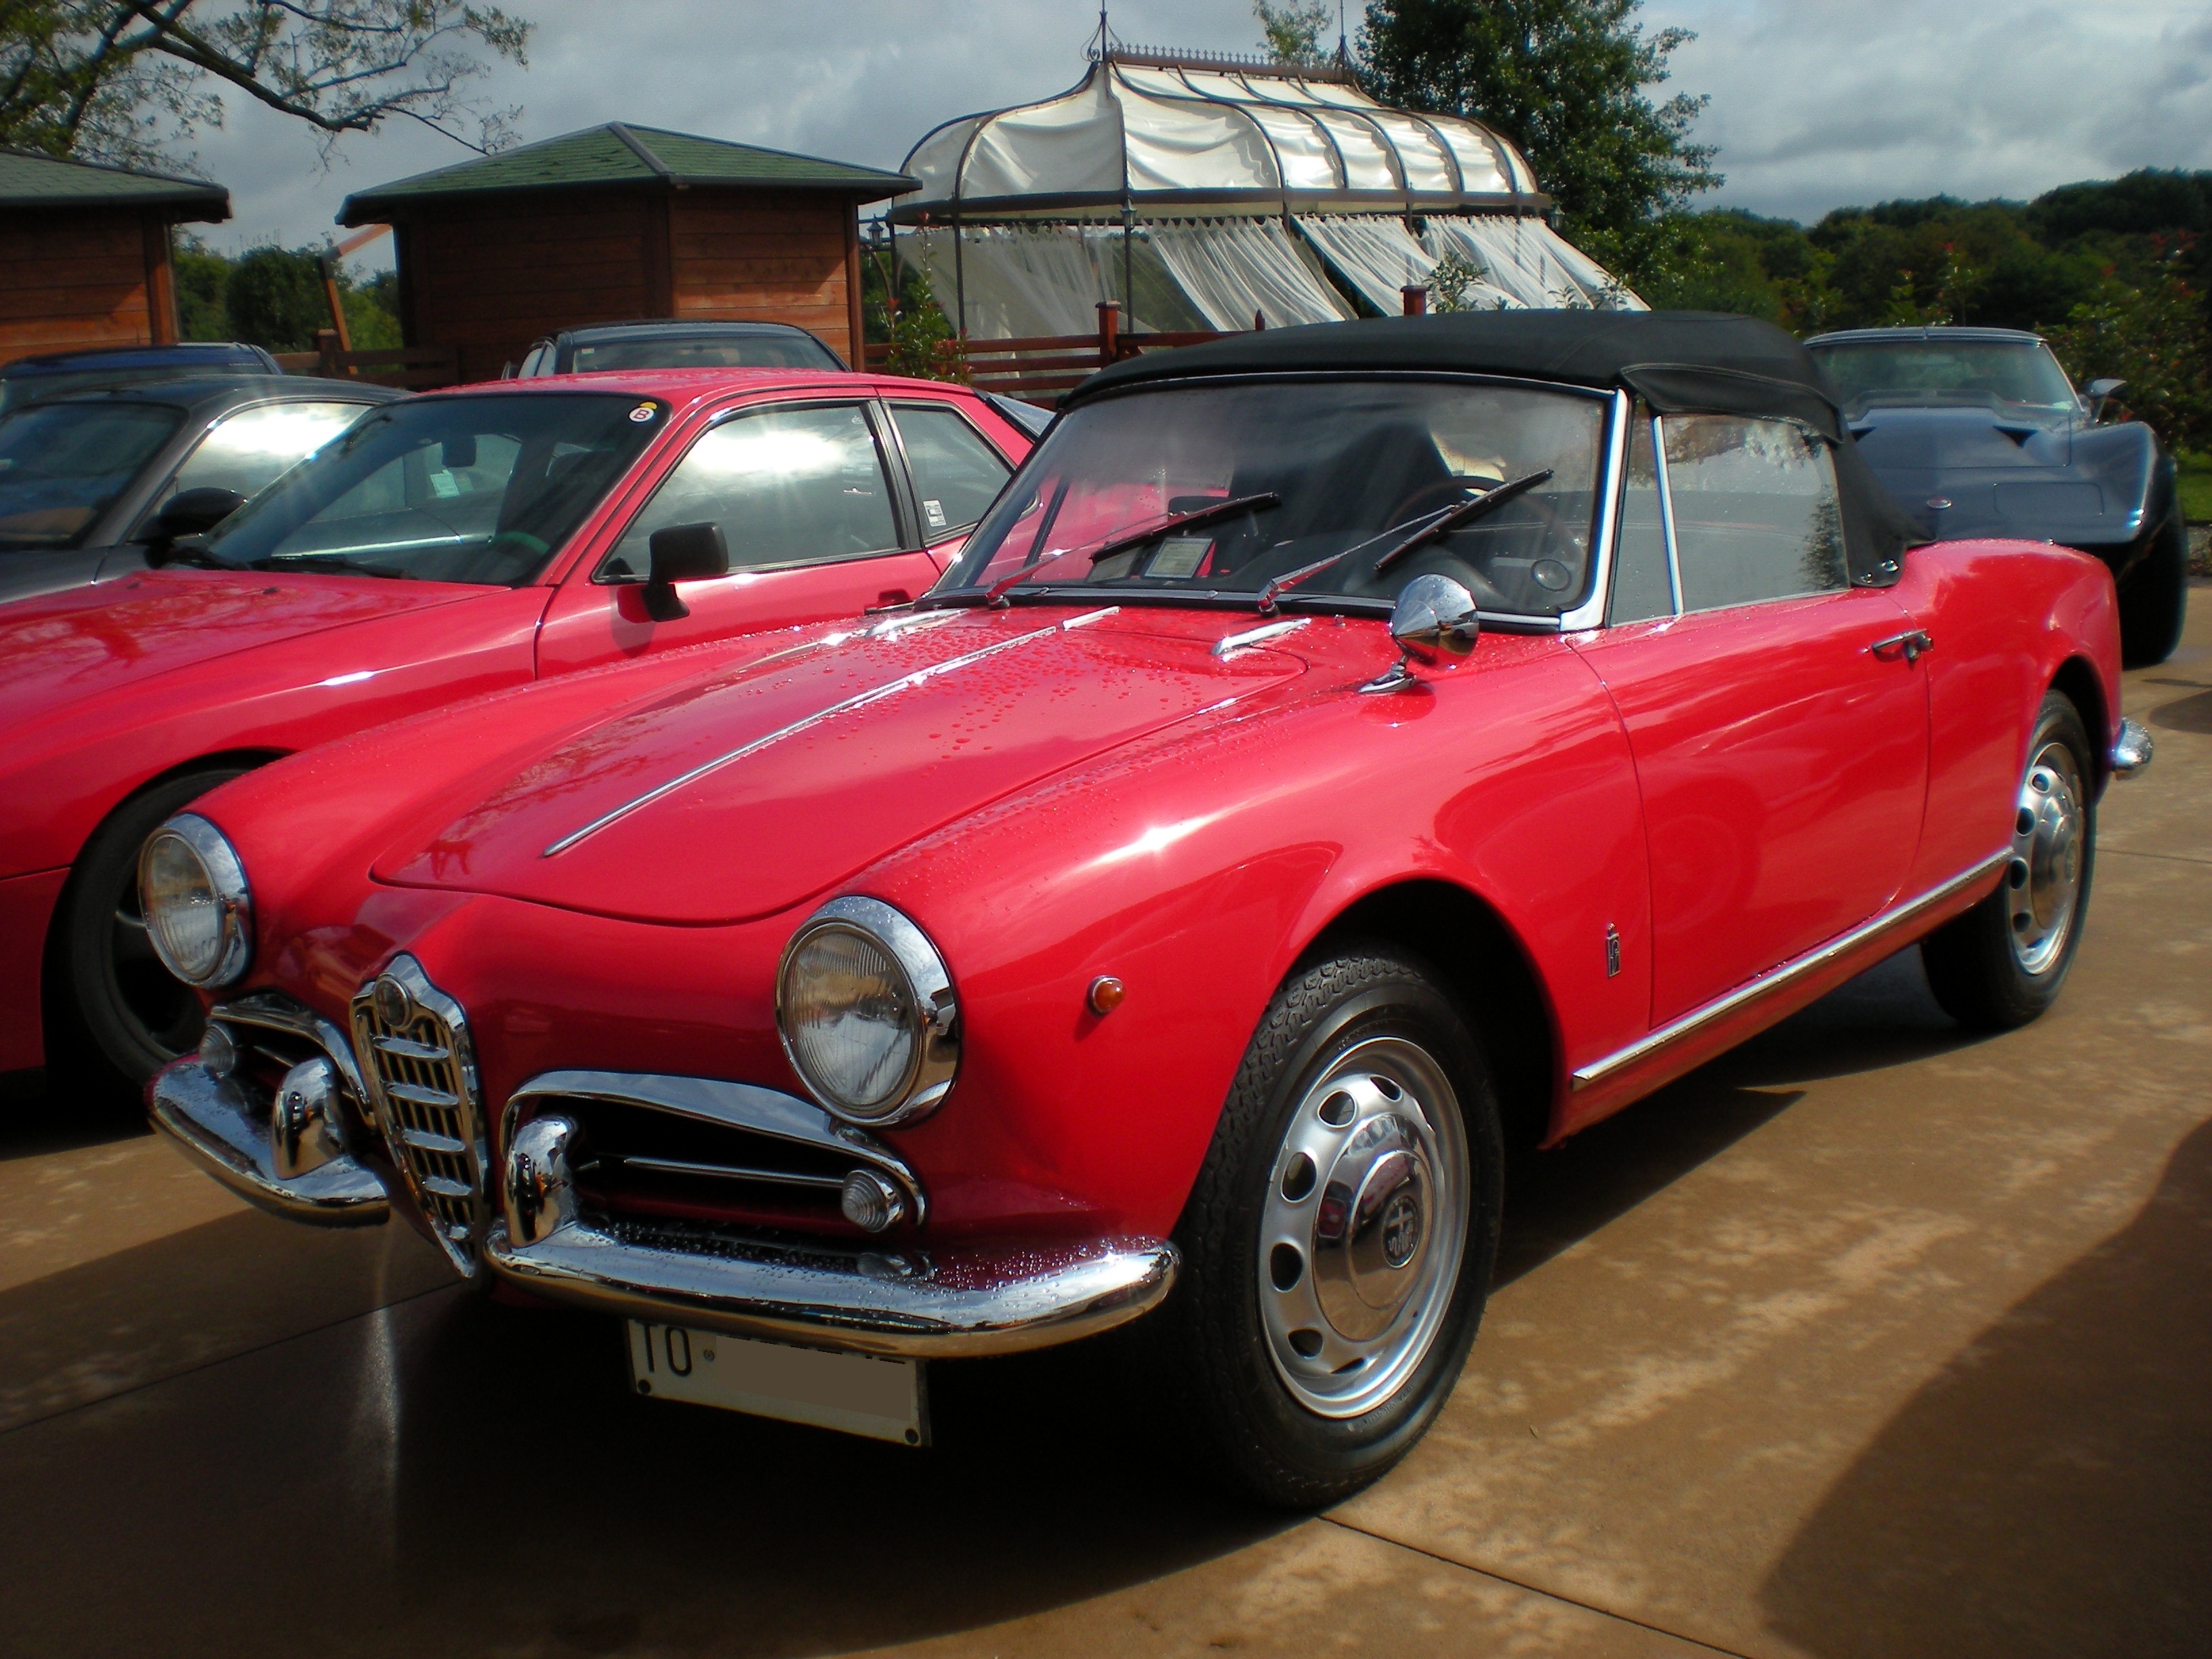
top-left (1259, 1036), bottom-right (1466, 1418)
top-left (2007, 738), bottom-right (2085, 976)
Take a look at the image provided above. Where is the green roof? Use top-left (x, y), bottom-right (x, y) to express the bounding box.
top-left (339, 123), bottom-right (916, 222)
top-left (0, 146), bottom-right (229, 218)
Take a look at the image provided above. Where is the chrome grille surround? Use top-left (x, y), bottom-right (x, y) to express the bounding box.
top-left (350, 955), bottom-right (487, 1276)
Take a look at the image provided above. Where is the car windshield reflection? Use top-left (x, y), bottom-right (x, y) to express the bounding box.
top-left (1813, 339), bottom-right (2080, 415)
top-left (196, 393), bottom-right (662, 585)
top-left (935, 380), bottom-right (1606, 617)
top-left (0, 401), bottom-right (186, 551)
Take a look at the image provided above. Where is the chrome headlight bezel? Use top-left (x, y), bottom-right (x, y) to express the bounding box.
top-left (138, 813), bottom-right (253, 987)
top-left (775, 896), bottom-right (958, 1127)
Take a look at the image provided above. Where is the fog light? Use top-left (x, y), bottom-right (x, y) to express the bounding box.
top-left (840, 1169), bottom-right (906, 1233)
top-left (198, 1022), bottom-right (237, 1079)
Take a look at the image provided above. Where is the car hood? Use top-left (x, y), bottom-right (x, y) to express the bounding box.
top-left (371, 606), bottom-right (1309, 925)
top-left (1845, 405), bottom-right (2143, 544)
top-left (0, 569), bottom-right (485, 725)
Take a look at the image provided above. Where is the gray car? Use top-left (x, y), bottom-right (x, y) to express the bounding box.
top-left (1807, 325), bottom-right (2187, 665)
top-left (0, 375), bottom-right (405, 604)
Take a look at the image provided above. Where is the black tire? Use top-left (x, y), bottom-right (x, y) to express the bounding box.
top-left (1922, 693), bottom-right (2094, 1030)
top-left (2118, 515), bottom-right (2188, 668)
top-left (1158, 947), bottom-right (1503, 1507)
top-left (46, 766), bottom-right (249, 1098)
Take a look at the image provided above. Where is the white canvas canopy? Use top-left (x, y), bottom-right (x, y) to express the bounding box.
top-left (884, 47), bottom-right (1640, 336)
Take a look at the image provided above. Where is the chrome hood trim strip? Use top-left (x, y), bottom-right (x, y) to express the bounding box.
top-left (541, 611), bottom-right (1115, 857)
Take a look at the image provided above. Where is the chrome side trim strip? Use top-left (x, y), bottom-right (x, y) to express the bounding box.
top-left (148, 1057), bottom-right (390, 1225)
top-left (1214, 617), bottom-right (1309, 655)
top-left (542, 613), bottom-right (1107, 857)
top-left (1570, 852), bottom-right (2008, 1092)
top-left (506, 1069), bottom-right (926, 1225)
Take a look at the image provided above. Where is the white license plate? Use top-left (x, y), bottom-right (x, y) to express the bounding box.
top-left (625, 1320), bottom-right (927, 1446)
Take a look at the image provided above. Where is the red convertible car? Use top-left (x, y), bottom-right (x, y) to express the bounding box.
top-left (146, 312), bottom-right (2150, 1502)
top-left (0, 368), bottom-right (1028, 1091)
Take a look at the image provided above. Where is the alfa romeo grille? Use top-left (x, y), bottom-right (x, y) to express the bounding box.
top-left (350, 955), bottom-right (487, 1276)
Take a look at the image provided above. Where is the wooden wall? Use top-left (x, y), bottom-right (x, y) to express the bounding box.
top-left (0, 209), bottom-right (176, 369)
top-left (669, 190), bottom-right (856, 364)
top-left (398, 185), bottom-right (861, 383)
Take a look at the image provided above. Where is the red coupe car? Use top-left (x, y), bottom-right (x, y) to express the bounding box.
top-left (146, 313), bottom-right (2149, 1502)
top-left (0, 368), bottom-right (1029, 1091)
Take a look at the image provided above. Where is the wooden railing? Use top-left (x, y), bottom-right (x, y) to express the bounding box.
top-left (274, 332), bottom-right (459, 388)
top-left (863, 302), bottom-right (1254, 405)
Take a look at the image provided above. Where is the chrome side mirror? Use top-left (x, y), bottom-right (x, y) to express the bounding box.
top-left (1364, 574), bottom-right (1479, 693)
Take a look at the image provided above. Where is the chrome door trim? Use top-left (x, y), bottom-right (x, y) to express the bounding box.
top-left (1652, 410), bottom-right (1683, 614)
top-left (1570, 851), bottom-right (2007, 1092)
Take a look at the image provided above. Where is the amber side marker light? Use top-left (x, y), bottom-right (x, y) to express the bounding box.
top-left (1088, 976), bottom-right (1126, 1015)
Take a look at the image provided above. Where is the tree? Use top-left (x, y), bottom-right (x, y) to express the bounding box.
top-left (1254, 1), bottom-right (1336, 66)
top-left (1, 1), bottom-right (530, 169)
top-left (1357, 0), bottom-right (1717, 242)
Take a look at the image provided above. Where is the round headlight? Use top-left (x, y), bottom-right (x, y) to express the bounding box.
top-left (138, 813), bottom-right (253, 987)
top-left (777, 897), bottom-right (957, 1126)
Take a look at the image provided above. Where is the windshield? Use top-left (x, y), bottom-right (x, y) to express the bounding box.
top-left (939, 380), bottom-right (1607, 616)
top-left (0, 401), bottom-right (184, 550)
top-left (199, 393), bottom-right (660, 583)
top-left (570, 334), bottom-right (839, 373)
top-left (1812, 338), bottom-right (2078, 414)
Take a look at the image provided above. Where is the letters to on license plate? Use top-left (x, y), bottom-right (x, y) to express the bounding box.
top-left (626, 1320), bottom-right (928, 1446)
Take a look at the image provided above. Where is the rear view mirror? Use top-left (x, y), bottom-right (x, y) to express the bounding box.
top-left (146, 487), bottom-right (246, 551)
top-left (643, 522), bottom-right (729, 621)
top-left (441, 434), bottom-right (478, 469)
top-left (1364, 574), bottom-right (1479, 693)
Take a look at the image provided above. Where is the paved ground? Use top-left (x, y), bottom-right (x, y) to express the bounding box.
top-left (3, 589), bottom-right (2207, 1659)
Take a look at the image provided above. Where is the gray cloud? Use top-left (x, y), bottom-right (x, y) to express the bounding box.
top-left (176, 0), bottom-right (2212, 278)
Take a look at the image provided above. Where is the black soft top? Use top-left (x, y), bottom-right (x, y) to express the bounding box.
top-left (1071, 309), bottom-right (1924, 586)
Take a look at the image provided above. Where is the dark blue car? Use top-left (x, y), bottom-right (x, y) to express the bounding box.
top-left (1807, 325), bottom-right (2188, 665)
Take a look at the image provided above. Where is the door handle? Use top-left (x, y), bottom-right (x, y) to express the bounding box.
top-left (1869, 629), bottom-right (1933, 663)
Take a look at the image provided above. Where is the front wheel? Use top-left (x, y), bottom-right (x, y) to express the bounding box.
top-left (1921, 692), bottom-right (2093, 1030)
top-left (1160, 948), bottom-right (1502, 1507)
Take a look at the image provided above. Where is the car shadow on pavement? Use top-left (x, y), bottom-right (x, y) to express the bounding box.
top-left (1759, 1113), bottom-right (2212, 1659)
top-left (0, 1065), bottom-right (150, 1162)
top-left (1496, 945), bottom-right (1983, 1287)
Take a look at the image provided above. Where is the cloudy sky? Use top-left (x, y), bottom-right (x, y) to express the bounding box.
top-left (173, 0), bottom-right (2212, 274)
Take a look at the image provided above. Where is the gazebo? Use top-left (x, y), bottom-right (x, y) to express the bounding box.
top-left (0, 148), bottom-right (230, 369)
top-left (339, 124), bottom-right (916, 382)
top-left (883, 44), bottom-right (1639, 340)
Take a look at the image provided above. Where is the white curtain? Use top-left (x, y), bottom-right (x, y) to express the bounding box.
top-left (1147, 219), bottom-right (1352, 329)
top-left (1421, 216), bottom-right (1647, 310)
top-left (1292, 214), bottom-right (1439, 316)
top-left (899, 226), bottom-right (1107, 339)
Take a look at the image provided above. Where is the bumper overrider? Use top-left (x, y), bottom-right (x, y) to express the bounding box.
top-left (148, 967), bottom-right (1177, 1359)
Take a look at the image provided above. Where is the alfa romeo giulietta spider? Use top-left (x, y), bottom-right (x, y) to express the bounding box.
top-left (146, 312), bottom-right (2150, 1504)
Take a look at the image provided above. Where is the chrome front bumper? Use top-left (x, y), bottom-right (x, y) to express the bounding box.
top-left (151, 1053), bottom-right (1179, 1359)
top-left (487, 1111), bottom-right (1176, 1357)
top-left (148, 1057), bottom-right (390, 1225)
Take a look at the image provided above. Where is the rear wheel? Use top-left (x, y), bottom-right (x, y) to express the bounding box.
top-left (1922, 693), bottom-right (2093, 1029)
top-left (47, 766), bottom-right (249, 1099)
top-left (2118, 516), bottom-right (2188, 668)
top-left (1160, 947), bottom-right (1502, 1507)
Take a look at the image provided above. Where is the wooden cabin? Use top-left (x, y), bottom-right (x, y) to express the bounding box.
top-left (338, 124), bottom-right (916, 384)
top-left (0, 148), bottom-right (229, 369)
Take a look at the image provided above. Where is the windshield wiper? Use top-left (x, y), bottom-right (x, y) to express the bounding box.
top-left (249, 553), bottom-right (403, 580)
top-left (1371, 469), bottom-right (1553, 575)
top-left (984, 491), bottom-right (1280, 605)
